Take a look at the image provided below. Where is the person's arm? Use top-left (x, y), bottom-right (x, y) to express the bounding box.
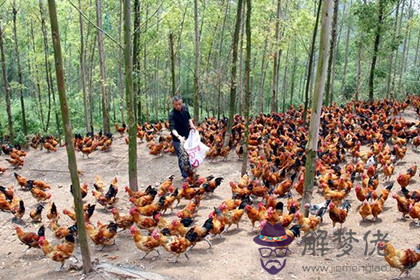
top-left (185, 105), bottom-right (196, 130)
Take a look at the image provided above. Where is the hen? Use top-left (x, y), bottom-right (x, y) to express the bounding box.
top-left (130, 225), bottom-right (160, 259)
top-left (38, 234), bottom-right (76, 270)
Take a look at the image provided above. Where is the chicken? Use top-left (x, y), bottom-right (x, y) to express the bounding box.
top-left (111, 208), bottom-right (134, 230)
top-left (219, 146), bottom-right (231, 160)
top-left (47, 202), bottom-right (59, 222)
top-left (85, 221), bottom-right (118, 249)
top-left (408, 203), bottom-right (420, 225)
top-left (184, 217), bottom-right (213, 249)
top-left (129, 188), bottom-right (157, 207)
top-left (355, 184), bottom-right (371, 202)
top-left (92, 184), bottom-right (118, 208)
top-left (78, 142), bottom-right (97, 157)
top-left (32, 180), bottom-right (51, 190)
top-left (0, 166), bottom-right (6, 175)
top-left (152, 228), bottom-right (192, 262)
top-left (115, 123), bottom-right (126, 136)
top-left (397, 173), bottom-right (411, 189)
top-left (70, 183), bottom-right (88, 199)
top-left (14, 225), bottom-right (45, 250)
top-left (43, 142), bottom-right (57, 152)
top-left (295, 210), bottom-right (321, 237)
top-left (49, 221), bottom-right (78, 239)
top-left (0, 195), bottom-right (11, 212)
top-left (131, 202), bottom-right (162, 217)
top-left (378, 241), bottom-right (420, 280)
top-left (208, 208), bottom-right (226, 237)
top-left (202, 177), bottom-right (224, 194)
top-left (6, 157), bottom-right (24, 168)
top-left (130, 225), bottom-right (160, 259)
top-left (358, 200), bottom-right (372, 221)
top-left (0, 185), bottom-right (14, 201)
top-left (383, 164), bottom-right (395, 181)
top-left (392, 193), bottom-right (412, 220)
top-left (244, 203), bottom-right (266, 231)
top-left (12, 200), bottom-right (25, 221)
top-left (371, 194), bottom-right (385, 221)
top-left (93, 175), bottom-right (105, 192)
top-left (30, 204), bottom-right (44, 222)
top-left (177, 196), bottom-right (202, 219)
top-left (217, 200), bottom-right (248, 231)
top-left (28, 181), bottom-right (51, 202)
top-left (304, 200), bottom-right (330, 222)
top-left (125, 185), bottom-right (153, 199)
top-left (157, 175), bottom-right (175, 197)
top-left (38, 234), bottom-right (76, 270)
top-left (273, 179), bottom-right (293, 197)
top-left (129, 207), bottom-right (161, 231)
top-left (158, 188), bottom-right (178, 214)
top-left (14, 172), bottom-right (28, 189)
top-left (328, 200), bottom-right (351, 231)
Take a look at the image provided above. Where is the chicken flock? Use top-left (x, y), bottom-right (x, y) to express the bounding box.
top-left (1, 96), bottom-right (420, 278)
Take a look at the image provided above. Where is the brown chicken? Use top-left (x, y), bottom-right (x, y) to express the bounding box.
top-left (38, 234), bottom-right (75, 270)
top-left (383, 164), bottom-right (395, 181)
top-left (328, 200), bottom-right (351, 231)
top-left (295, 210), bottom-right (321, 238)
top-left (153, 228), bottom-right (192, 262)
top-left (47, 202), bottom-right (59, 222)
top-left (130, 225), bottom-right (160, 259)
top-left (43, 142), bottom-right (57, 152)
top-left (130, 207), bottom-right (161, 231)
top-left (129, 188), bottom-right (157, 207)
top-left (14, 225), bottom-right (45, 250)
top-left (371, 194), bottom-right (385, 221)
top-left (92, 184), bottom-right (118, 208)
top-left (397, 173), bottom-right (411, 189)
top-left (358, 200), bottom-right (372, 221)
top-left (111, 208), bottom-right (134, 230)
top-left (177, 196), bottom-right (202, 219)
top-left (392, 193), bottom-right (412, 220)
top-left (30, 204), bottom-right (44, 222)
top-left (28, 181), bottom-right (51, 202)
top-left (378, 241), bottom-right (420, 279)
top-left (14, 172), bottom-right (28, 189)
top-left (85, 221), bottom-right (118, 249)
top-left (244, 203), bottom-right (266, 231)
top-left (408, 203), bottom-right (420, 225)
top-left (115, 123), bottom-right (126, 136)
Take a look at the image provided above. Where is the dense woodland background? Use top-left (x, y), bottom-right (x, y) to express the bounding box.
top-left (0, 0), bottom-right (419, 144)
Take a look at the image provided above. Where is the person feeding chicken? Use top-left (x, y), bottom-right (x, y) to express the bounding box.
top-left (169, 95), bottom-right (196, 181)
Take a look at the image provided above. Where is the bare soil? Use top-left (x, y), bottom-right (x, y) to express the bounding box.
top-left (1, 109), bottom-right (420, 280)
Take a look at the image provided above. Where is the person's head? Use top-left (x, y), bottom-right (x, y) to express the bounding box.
top-left (172, 95), bottom-right (183, 111)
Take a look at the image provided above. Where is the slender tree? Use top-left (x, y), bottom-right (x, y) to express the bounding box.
top-left (325, 0), bottom-right (339, 106)
top-left (368, 0), bottom-right (384, 101)
top-left (301, 0), bottom-right (333, 217)
top-left (96, 0), bottom-right (111, 133)
top-left (303, 0), bottom-right (322, 122)
top-left (78, 0), bottom-right (89, 132)
top-left (271, 0), bottom-right (282, 112)
top-left (123, 0), bottom-right (138, 191)
top-left (193, 0), bottom-right (200, 122)
top-left (12, 1), bottom-right (28, 136)
top-left (46, 0), bottom-right (93, 273)
top-left (0, 17), bottom-right (15, 143)
top-left (169, 33), bottom-right (176, 96)
top-left (118, 0), bottom-right (125, 124)
top-left (241, 0), bottom-right (251, 176)
top-left (223, 0), bottom-right (244, 148)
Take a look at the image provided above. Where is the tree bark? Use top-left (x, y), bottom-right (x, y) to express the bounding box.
top-left (193, 0), bottom-right (200, 122)
top-left (241, 0), bottom-right (251, 176)
top-left (271, 0), bottom-right (282, 113)
top-left (368, 0), bottom-right (384, 102)
top-left (12, 1), bottom-right (28, 136)
top-left (0, 17), bottom-right (15, 143)
top-left (96, 0), bottom-right (110, 133)
top-left (169, 33), bottom-right (176, 96)
top-left (46, 0), bottom-right (93, 273)
top-left (325, 0), bottom-right (339, 106)
top-left (303, 0), bottom-right (322, 122)
top-left (133, 0), bottom-right (141, 123)
top-left (386, 0), bottom-right (400, 99)
top-left (237, 3), bottom-right (246, 116)
top-left (118, 0), bottom-right (124, 124)
top-left (123, 0), bottom-right (138, 191)
top-left (222, 0), bottom-right (243, 148)
top-left (301, 0), bottom-right (333, 217)
top-left (77, 0), bottom-right (89, 133)
top-left (397, 0), bottom-right (412, 95)
top-left (341, 0), bottom-right (351, 98)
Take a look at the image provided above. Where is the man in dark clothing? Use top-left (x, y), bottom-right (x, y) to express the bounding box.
top-left (169, 95), bottom-right (196, 180)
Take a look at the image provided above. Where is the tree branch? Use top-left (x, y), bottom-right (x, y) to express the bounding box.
top-left (67, 0), bottom-right (123, 50)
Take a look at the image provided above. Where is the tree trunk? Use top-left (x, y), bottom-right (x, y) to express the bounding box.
top-left (414, 28), bottom-right (420, 67)
top-left (193, 0), bottom-right (200, 123)
top-left (77, 0), bottom-right (89, 133)
top-left (88, 34), bottom-right (96, 132)
top-left (0, 18), bottom-right (15, 143)
top-left (46, 0), bottom-right (93, 273)
top-left (123, 0), bottom-right (138, 191)
top-left (356, 42), bottom-right (362, 101)
top-left (30, 22), bottom-right (45, 131)
top-left (341, 0), bottom-right (351, 98)
top-left (301, 0), bottom-right (333, 217)
top-left (281, 47), bottom-right (289, 112)
top-left (303, 0), bottom-right (322, 122)
top-left (237, 3), bottom-right (246, 116)
top-left (271, 0), bottom-right (282, 113)
top-left (143, 5), bottom-right (149, 122)
top-left (368, 0), bottom-right (384, 102)
top-left (12, 1), bottom-right (28, 136)
top-left (290, 44), bottom-right (297, 108)
top-left (118, 0), bottom-right (124, 124)
top-left (96, 0), bottom-right (110, 133)
top-left (397, 0), bottom-right (412, 95)
top-left (325, 0), bottom-right (339, 106)
top-left (241, 0), bottom-right (251, 176)
top-left (258, 31), bottom-right (269, 113)
top-left (39, 0), bottom-right (53, 132)
top-left (169, 33), bottom-right (176, 96)
top-left (133, 0), bottom-right (140, 123)
top-left (386, 0), bottom-right (400, 99)
top-left (222, 0), bottom-right (243, 148)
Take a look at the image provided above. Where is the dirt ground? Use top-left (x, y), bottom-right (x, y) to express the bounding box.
top-left (1, 108), bottom-right (420, 280)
